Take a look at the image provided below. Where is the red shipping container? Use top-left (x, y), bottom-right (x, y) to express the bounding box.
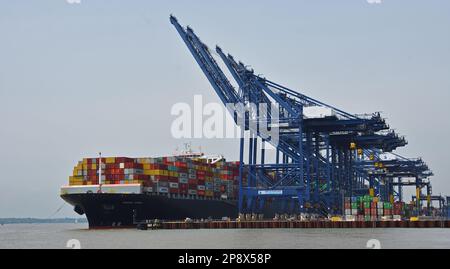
top-left (151, 175), bottom-right (168, 182)
top-left (88, 175), bottom-right (98, 181)
top-left (180, 189), bottom-right (188, 195)
top-left (169, 188), bottom-right (179, 194)
top-left (198, 190), bottom-right (205, 196)
top-left (125, 163), bottom-right (133, 169)
top-left (142, 181), bottom-right (150, 187)
top-left (174, 162), bottom-right (187, 168)
top-left (115, 157), bottom-right (134, 163)
top-left (153, 164), bottom-right (168, 170)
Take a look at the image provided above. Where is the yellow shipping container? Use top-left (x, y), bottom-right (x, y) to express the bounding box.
top-left (106, 157), bottom-right (116, 164)
top-left (331, 216), bottom-right (343, 222)
top-left (144, 170), bottom-right (168, 176)
top-left (143, 164), bottom-right (152, 170)
top-left (205, 190), bottom-right (214, 197)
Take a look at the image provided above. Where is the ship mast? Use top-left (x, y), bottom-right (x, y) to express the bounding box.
top-left (98, 152), bottom-right (103, 193)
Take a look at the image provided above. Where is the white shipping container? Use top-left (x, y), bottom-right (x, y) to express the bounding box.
top-left (352, 209), bottom-right (358, 215)
top-left (345, 215), bottom-right (356, 222)
top-left (144, 187), bottom-right (153, 193)
top-left (60, 184), bottom-right (142, 195)
top-left (188, 190), bottom-right (198, 195)
top-left (179, 178), bottom-right (188, 184)
top-left (303, 106), bottom-right (336, 119)
top-left (197, 185), bottom-right (206, 191)
top-left (169, 182), bottom-right (179, 188)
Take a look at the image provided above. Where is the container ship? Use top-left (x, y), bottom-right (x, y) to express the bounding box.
top-left (60, 153), bottom-right (247, 228)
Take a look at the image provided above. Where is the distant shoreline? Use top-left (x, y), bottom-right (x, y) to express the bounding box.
top-left (0, 218), bottom-right (87, 225)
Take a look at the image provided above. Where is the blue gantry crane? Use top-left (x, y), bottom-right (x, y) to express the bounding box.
top-left (170, 16), bottom-right (440, 218)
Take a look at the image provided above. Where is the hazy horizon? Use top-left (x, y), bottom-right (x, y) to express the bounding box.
top-left (1, 0), bottom-right (449, 218)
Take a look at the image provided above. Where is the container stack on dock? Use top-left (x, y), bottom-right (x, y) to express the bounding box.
top-left (344, 195), bottom-right (399, 221)
top-left (68, 156), bottom-right (242, 200)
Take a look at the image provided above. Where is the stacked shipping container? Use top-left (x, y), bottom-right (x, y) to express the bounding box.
top-left (344, 195), bottom-right (399, 221)
top-left (69, 156), bottom-right (243, 200)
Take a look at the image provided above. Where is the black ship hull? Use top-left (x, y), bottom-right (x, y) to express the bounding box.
top-left (61, 193), bottom-right (239, 228)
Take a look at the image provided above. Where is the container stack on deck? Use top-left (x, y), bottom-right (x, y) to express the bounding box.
top-left (69, 156), bottom-right (242, 200)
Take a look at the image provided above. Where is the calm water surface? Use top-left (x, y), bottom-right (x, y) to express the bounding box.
top-left (1, 223), bottom-right (450, 249)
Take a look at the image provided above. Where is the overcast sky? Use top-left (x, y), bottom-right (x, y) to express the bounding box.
top-left (1, 0), bottom-right (449, 218)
